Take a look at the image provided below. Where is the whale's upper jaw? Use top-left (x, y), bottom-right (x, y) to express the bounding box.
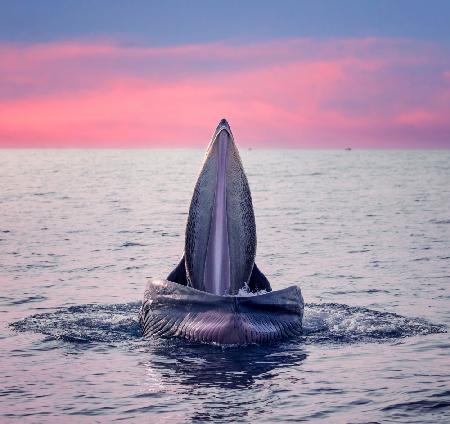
top-left (185, 118), bottom-right (256, 296)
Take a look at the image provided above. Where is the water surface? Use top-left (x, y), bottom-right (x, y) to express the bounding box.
top-left (1, 149), bottom-right (449, 423)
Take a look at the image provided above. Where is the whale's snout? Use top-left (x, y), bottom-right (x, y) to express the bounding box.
top-left (207, 118), bottom-right (232, 152)
top-left (217, 118), bottom-right (231, 132)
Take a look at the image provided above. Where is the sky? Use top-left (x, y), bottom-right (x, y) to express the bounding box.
top-left (1, 0), bottom-right (449, 148)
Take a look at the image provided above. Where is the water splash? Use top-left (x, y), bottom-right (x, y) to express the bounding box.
top-left (10, 302), bottom-right (445, 346)
top-left (303, 303), bottom-right (445, 343)
top-left (11, 302), bottom-right (142, 344)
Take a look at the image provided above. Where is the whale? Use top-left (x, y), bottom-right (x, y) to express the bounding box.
top-left (139, 119), bottom-right (304, 344)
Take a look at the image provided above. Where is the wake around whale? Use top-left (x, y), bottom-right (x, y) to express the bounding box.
top-left (139, 119), bottom-right (304, 345)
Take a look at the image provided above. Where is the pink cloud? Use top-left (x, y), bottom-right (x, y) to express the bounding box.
top-left (0, 38), bottom-right (449, 148)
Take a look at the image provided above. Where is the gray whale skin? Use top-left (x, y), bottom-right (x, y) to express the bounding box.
top-left (139, 119), bottom-right (304, 345)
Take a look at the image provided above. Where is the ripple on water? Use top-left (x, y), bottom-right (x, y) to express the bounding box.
top-left (5, 295), bottom-right (48, 306)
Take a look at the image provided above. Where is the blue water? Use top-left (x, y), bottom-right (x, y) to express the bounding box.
top-left (1, 149), bottom-right (449, 423)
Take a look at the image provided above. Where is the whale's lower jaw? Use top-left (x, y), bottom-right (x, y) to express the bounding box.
top-left (139, 279), bottom-right (304, 345)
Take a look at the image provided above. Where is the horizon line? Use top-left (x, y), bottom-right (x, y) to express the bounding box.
top-left (2, 146), bottom-right (449, 151)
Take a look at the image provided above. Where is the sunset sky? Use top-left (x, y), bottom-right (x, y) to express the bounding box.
top-left (1, 0), bottom-right (449, 148)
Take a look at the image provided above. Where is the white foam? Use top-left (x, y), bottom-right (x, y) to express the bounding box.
top-left (235, 283), bottom-right (268, 297)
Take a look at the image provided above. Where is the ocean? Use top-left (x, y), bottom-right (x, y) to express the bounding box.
top-left (1, 149), bottom-right (449, 423)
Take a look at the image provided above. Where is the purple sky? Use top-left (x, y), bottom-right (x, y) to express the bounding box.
top-left (1, 1), bottom-right (449, 148)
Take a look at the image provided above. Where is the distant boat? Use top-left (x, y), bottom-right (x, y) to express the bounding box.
top-left (345, 147), bottom-right (352, 151)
